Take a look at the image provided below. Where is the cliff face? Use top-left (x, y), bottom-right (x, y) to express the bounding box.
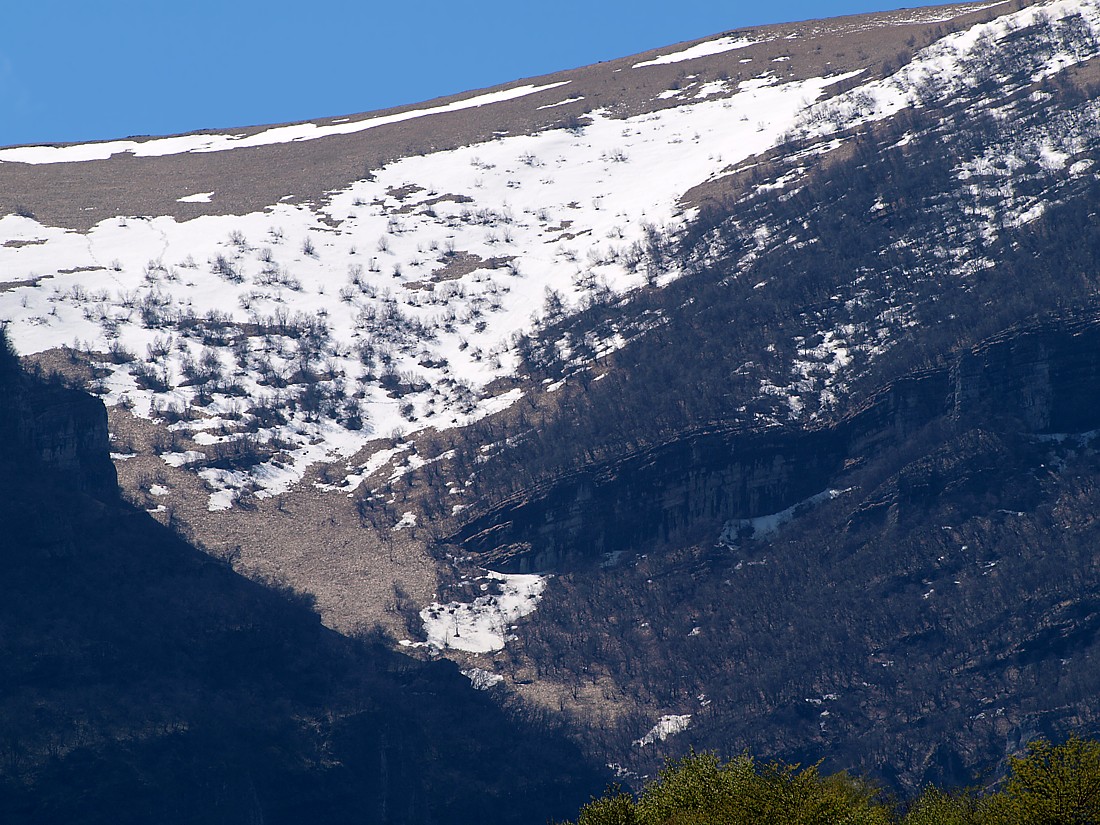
top-left (455, 316), bottom-right (1100, 571)
top-left (952, 316), bottom-right (1100, 434)
top-left (0, 370), bottom-right (117, 499)
top-left (455, 427), bottom-right (845, 572)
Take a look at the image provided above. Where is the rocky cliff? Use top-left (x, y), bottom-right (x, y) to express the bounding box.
top-left (454, 425), bottom-right (845, 572)
top-left (952, 314), bottom-right (1100, 434)
top-left (0, 347), bottom-right (117, 499)
top-left (454, 314), bottom-right (1100, 571)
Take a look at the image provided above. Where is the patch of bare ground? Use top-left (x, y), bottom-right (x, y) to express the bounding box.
top-left (552, 228), bottom-right (592, 242)
top-left (543, 220), bottom-right (573, 235)
top-left (431, 636), bottom-right (639, 724)
top-left (437, 250), bottom-right (514, 280)
top-left (22, 346), bottom-right (99, 383)
top-left (385, 183), bottom-right (426, 202)
top-left (0, 276), bottom-right (45, 292)
top-left (88, 403), bottom-right (440, 640)
top-left (56, 265), bottom-right (107, 275)
top-left (1056, 52), bottom-right (1100, 88)
top-left (405, 250), bottom-right (516, 291)
top-left (171, 479), bottom-right (439, 639)
top-left (401, 192), bottom-right (474, 215)
top-left (510, 660), bottom-right (638, 723)
top-left (24, 347), bottom-right (440, 639)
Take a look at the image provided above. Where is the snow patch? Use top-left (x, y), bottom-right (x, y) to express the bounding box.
top-left (461, 667), bottom-right (505, 690)
top-left (160, 450), bottom-right (205, 467)
top-left (420, 571), bottom-right (546, 653)
top-left (537, 96), bottom-right (585, 110)
top-left (635, 714), bottom-right (692, 747)
top-left (719, 488), bottom-right (847, 544)
top-left (634, 36), bottom-right (757, 68)
top-left (0, 83), bottom-right (572, 165)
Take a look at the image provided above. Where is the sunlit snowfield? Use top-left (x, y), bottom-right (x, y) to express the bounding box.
top-left (0, 61), bottom-right (857, 509)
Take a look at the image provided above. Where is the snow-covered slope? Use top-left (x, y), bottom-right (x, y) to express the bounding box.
top-left (2, 1), bottom-right (1047, 514)
top-left (0, 57), bottom-right (858, 510)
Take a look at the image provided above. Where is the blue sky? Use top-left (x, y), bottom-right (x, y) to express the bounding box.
top-left (1, 1), bottom-right (951, 148)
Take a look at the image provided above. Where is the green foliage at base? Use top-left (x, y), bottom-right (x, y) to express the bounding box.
top-left (566, 738), bottom-right (1100, 825)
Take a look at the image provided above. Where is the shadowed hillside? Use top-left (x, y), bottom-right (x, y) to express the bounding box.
top-left (0, 327), bottom-right (604, 824)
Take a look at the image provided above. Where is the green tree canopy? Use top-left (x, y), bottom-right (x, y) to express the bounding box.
top-left (566, 738), bottom-right (1100, 825)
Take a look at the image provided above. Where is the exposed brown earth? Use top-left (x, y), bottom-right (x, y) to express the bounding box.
top-left (107, 404), bottom-right (440, 637)
top-left (25, 346), bottom-right (437, 637)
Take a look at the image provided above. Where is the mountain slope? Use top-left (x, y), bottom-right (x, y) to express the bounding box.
top-left (0, 332), bottom-right (603, 823)
top-left (0, 1), bottom-right (1025, 641)
top-left (6, 0), bottom-right (1100, 807)
top-left (480, 338), bottom-right (1100, 789)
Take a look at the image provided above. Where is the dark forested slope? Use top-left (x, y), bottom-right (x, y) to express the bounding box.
top-left (438, 30), bottom-right (1100, 514)
top-left (401, 13), bottom-right (1100, 794)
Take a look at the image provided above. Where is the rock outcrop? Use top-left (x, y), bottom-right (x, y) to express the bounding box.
top-left (0, 363), bottom-right (117, 499)
top-left (454, 314), bottom-right (1100, 571)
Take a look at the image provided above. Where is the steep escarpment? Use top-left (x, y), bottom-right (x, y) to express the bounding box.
top-left (453, 314), bottom-right (1100, 571)
top-left (0, 333), bottom-right (116, 497)
top-left (953, 314), bottom-right (1100, 433)
top-left (504, 402), bottom-right (1100, 793)
top-left (452, 425), bottom-right (844, 572)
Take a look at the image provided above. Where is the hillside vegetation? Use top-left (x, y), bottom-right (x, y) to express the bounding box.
top-left (447, 21), bottom-right (1100, 511)
top-left (414, 5), bottom-right (1100, 791)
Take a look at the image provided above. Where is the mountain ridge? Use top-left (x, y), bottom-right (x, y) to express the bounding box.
top-left (0, 1), bottom-right (1010, 231)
